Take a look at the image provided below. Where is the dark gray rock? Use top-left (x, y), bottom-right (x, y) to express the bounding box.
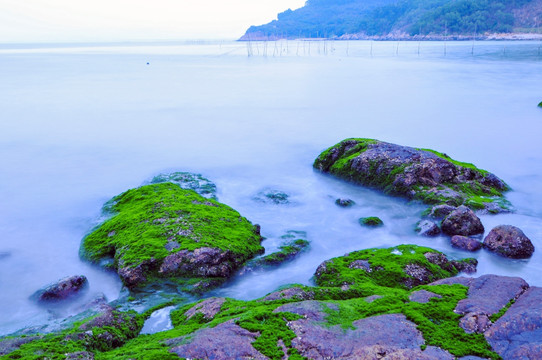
top-left (416, 219), bottom-right (441, 237)
top-left (485, 287), bottom-right (542, 360)
top-left (159, 247), bottom-right (239, 278)
top-left (409, 290), bottom-right (442, 303)
top-left (455, 275), bottom-right (529, 316)
top-left (451, 235), bottom-right (483, 252)
top-left (427, 204), bottom-right (457, 219)
top-left (168, 320), bottom-right (269, 360)
top-left (184, 298), bottom-right (226, 321)
top-left (441, 206), bottom-right (484, 236)
top-left (483, 225), bottom-right (535, 259)
top-left (335, 198), bottom-right (355, 207)
top-left (31, 275), bottom-right (88, 302)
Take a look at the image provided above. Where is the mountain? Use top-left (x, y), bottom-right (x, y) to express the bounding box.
top-left (241, 0), bottom-right (542, 40)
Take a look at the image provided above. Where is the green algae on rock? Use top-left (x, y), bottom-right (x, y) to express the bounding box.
top-left (358, 216), bottom-right (383, 227)
top-left (313, 138), bottom-right (511, 213)
top-left (80, 183), bottom-right (263, 290)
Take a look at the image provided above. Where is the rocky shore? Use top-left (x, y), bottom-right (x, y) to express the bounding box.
top-left (1, 141), bottom-right (539, 359)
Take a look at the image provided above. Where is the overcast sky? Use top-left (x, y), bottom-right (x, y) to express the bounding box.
top-left (0, 0), bottom-right (306, 43)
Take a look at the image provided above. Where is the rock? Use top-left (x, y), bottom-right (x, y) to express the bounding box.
top-left (80, 183), bottom-right (264, 290)
top-left (441, 206), bottom-right (484, 236)
top-left (416, 219), bottom-right (441, 237)
top-left (358, 216), bottom-right (383, 227)
top-left (451, 258), bottom-right (478, 274)
top-left (313, 138), bottom-right (510, 212)
top-left (314, 245), bottom-right (471, 291)
top-left (167, 320), bottom-right (268, 360)
top-left (483, 225), bottom-right (535, 259)
top-left (335, 198), bottom-right (355, 207)
top-left (451, 235), bottom-right (482, 251)
top-left (485, 286), bottom-right (542, 359)
top-left (426, 204), bottom-right (457, 219)
top-left (0, 336), bottom-right (41, 355)
top-left (538, 101), bottom-right (542, 108)
top-left (31, 275), bottom-right (88, 302)
top-left (250, 239), bottom-right (310, 267)
top-left (260, 287), bottom-right (315, 302)
top-left (184, 298), bottom-right (226, 321)
top-left (454, 275), bottom-right (529, 317)
top-left (148, 171), bottom-right (217, 199)
top-left (460, 312), bottom-right (492, 334)
top-left (253, 188), bottom-right (290, 204)
top-left (409, 290), bottom-right (442, 303)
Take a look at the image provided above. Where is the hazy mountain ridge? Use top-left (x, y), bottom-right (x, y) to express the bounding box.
top-left (241, 0), bottom-right (542, 40)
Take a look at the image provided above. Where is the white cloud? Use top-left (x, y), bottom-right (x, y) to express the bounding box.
top-left (0, 0), bottom-right (306, 42)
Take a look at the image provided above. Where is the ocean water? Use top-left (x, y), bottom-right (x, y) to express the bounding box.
top-left (0, 40), bottom-right (541, 335)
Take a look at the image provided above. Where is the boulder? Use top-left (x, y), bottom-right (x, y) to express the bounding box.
top-left (441, 206), bottom-right (484, 236)
top-left (416, 219), bottom-right (441, 237)
top-left (31, 275), bottom-right (88, 302)
top-left (485, 287), bottom-right (542, 359)
top-left (167, 320), bottom-right (268, 360)
top-left (483, 225), bottom-right (535, 259)
top-left (313, 138), bottom-right (510, 212)
top-left (451, 235), bottom-right (482, 252)
top-left (184, 298), bottom-right (226, 321)
top-left (80, 183), bottom-right (264, 290)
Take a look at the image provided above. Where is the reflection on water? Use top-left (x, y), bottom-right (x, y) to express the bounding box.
top-left (0, 40), bottom-right (541, 335)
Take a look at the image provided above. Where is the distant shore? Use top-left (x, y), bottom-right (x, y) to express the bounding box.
top-left (239, 32), bottom-right (542, 41)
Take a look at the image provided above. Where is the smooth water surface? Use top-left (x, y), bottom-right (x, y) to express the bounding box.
top-left (0, 40), bottom-right (541, 335)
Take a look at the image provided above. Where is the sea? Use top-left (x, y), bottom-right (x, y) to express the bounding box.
top-left (0, 39), bottom-right (541, 336)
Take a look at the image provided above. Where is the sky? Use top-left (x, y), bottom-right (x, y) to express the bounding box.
top-left (0, 0), bottom-right (306, 43)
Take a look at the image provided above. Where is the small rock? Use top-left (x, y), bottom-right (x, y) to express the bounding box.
top-left (184, 298), bottom-right (226, 321)
top-left (359, 216), bottom-right (383, 227)
top-left (409, 290), bottom-right (442, 303)
top-left (427, 204), bottom-right (457, 219)
top-left (483, 225), bottom-right (535, 259)
top-left (348, 259), bottom-right (371, 271)
top-left (459, 312), bottom-right (491, 334)
top-left (253, 189), bottom-right (290, 204)
top-left (441, 205), bottom-right (484, 236)
top-left (335, 198), bottom-right (355, 207)
top-left (260, 287), bottom-right (315, 302)
top-left (416, 219), bottom-right (441, 237)
top-left (451, 258), bottom-right (478, 274)
top-left (451, 235), bottom-right (482, 252)
top-left (31, 275), bottom-right (88, 302)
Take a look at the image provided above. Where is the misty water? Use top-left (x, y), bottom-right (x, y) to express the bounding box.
top-left (1, 40), bottom-right (541, 336)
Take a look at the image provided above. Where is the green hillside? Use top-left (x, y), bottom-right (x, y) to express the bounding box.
top-left (241, 0), bottom-right (542, 39)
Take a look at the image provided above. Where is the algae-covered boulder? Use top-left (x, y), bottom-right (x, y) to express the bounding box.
top-left (314, 245), bottom-right (476, 291)
top-left (313, 138), bottom-right (510, 213)
top-left (80, 183), bottom-right (264, 290)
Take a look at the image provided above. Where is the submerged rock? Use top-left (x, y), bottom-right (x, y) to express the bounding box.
top-left (148, 171), bottom-right (217, 199)
top-left (252, 188), bottom-right (290, 204)
top-left (335, 198), bottom-right (355, 207)
top-left (358, 216), bottom-right (383, 227)
top-left (415, 219), bottom-right (441, 237)
top-left (483, 225), bottom-right (535, 259)
top-left (313, 138), bottom-right (510, 213)
top-left (80, 183), bottom-right (263, 291)
top-left (451, 235), bottom-right (482, 252)
top-left (425, 204), bottom-right (456, 219)
top-left (441, 206), bottom-right (484, 236)
top-left (31, 275), bottom-right (88, 302)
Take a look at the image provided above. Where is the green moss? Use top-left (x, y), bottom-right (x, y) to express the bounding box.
top-left (80, 183), bottom-right (263, 283)
top-left (490, 298), bottom-right (515, 323)
top-left (313, 138), bottom-right (377, 172)
top-left (358, 216), bottom-right (383, 227)
top-left (315, 245), bottom-right (460, 291)
top-left (256, 239), bottom-right (310, 266)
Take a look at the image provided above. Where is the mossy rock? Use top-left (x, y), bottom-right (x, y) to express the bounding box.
top-left (313, 138), bottom-right (511, 213)
top-left (148, 172), bottom-right (217, 199)
top-left (314, 245), bottom-right (474, 291)
top-left (80, 183), bottom-right (263, 290)
top-left (538, 101), bottom-right (542, 108)
top-left (359, 216), bottom-right (383, 227)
